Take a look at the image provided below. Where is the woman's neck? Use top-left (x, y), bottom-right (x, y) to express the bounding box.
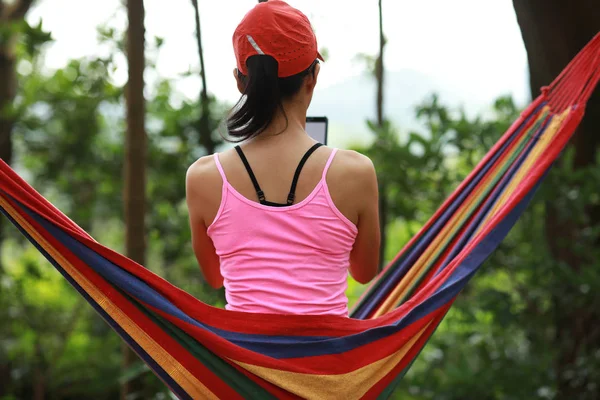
top-left (252, 99), bottom-right (308, 141)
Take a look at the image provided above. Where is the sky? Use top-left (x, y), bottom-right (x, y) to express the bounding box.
top-left (27, 0), bottom-right (530, 107)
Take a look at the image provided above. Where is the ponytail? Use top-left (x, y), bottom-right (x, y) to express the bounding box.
top-left (226, 55), bottom-right (318, 142)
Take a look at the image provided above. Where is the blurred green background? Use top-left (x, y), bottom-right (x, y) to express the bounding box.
top-left (0, 0), bottom-right (599, 399)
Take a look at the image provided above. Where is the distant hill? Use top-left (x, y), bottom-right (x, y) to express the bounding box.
top-left (308, 68), bottom-right (527, 148)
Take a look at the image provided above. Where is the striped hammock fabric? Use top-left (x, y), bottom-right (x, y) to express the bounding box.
top-left (1, 33), bottom-right (599, 399)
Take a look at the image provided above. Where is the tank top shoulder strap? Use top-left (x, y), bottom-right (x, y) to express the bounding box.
top-left (322, 148), bottom-right (338, 180)
top-left (213, 153), bottom-right (228, 184)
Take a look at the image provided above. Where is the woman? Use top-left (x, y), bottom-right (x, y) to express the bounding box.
top-left (186, 0), bottom-right (380, 317)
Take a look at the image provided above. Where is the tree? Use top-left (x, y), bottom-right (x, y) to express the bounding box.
top-left (352, 0), bottom-right (390, 268)
top-left (191, 0), bottom-right (217, 155)
top-left (0, 0), bottom-right (34, 164)
top-left (375, 0), bottom-right (387, 269)
top-left (122, 0), bottom-right (147, 399)
top-left (512, 1), bottom-right (600, 397)
top-left (375, 0), bottom-right (385, 127)
top-left (0, 0), bottom-right (35, 277)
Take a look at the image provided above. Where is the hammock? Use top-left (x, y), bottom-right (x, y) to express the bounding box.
top-left (1, 33), bottom-right (599, 399)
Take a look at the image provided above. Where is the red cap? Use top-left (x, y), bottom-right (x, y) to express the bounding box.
top-left (233, 0), bottom-right (323, 78)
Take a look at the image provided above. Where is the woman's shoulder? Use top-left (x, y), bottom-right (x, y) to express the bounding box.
top-left (328, 149), bottom-right (376, 184)
top-left (186, 154), bottom-right (225, 199)
top-left (320, 148), bottom-right (377, 225)
top-left (186, 154), bottom-right (228, 225)
top-left (332, 148), bottom-right (373, 164)
top-left (187, 154), bottom-right (218, 181)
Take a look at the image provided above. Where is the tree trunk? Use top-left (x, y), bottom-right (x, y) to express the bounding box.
top-left (0, 0), bottom-right (35, 166)
top-left (0, 31), bottom-right (15, 279)
top-left (0, 362), bottom-right (11, 397)
top-left (376, 0), bottom-right (387, 270)
top-left (33, 365), bottom-right (45, 400)
top-left (375, 0), bottom-right (384, 128)
top-left (513, 1), bottom-right (599, 168)
top-left (0, 40), bottom-right (15, 166)
top-left (191, 0), bottom-right (216, 155)
top-left (0, 0), bottom-right (36, 275)
top-left (122, 0), bottom-right (146, 399)
top-left (513, 1), bottom-right (600, 398)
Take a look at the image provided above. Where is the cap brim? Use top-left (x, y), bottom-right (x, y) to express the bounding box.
top-left (317, 51), bottom-right (324, 61)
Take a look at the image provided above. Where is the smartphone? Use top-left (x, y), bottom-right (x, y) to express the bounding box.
top-left (306, 116), bottom-right (328, 145)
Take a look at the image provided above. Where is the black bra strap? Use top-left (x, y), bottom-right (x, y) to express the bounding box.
top-left (286, 143), bottom-right (323, 205)
top-left (234, 145), bottom-right (266, 202)
top-left (234, 143), bottom-right (323, 206)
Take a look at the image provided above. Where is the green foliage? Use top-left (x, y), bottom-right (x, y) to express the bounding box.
top-left (15, 55), bottom-right (123, 230)
top-left (358, 94), bottom-right (519, 227)
top-left (145, 77), bottom-right (227, 304)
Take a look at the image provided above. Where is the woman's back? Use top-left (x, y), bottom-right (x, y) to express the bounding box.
top-left (208, 144), bottom-right (357, 316)
top-left (187, 135), bottom-right (380, 316)
top-left (185, 0), bottom-right (380, 317)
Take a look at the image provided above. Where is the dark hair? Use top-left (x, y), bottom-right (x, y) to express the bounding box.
top-left (226, 55), bottom-right (318, 142)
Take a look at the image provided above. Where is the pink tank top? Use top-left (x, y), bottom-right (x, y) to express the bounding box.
top-left (207, 148), bottom-right (357, 316)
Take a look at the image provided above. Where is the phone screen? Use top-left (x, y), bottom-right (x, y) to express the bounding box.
top-left (306, 117), bottom-right (328, 145)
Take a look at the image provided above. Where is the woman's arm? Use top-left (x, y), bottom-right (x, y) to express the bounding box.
top-left (327, 150), bottom-right (381, 284)
top-left (348, 155), bottom-right (380, 284)
top-left (185, 158), bottom-right (224, 289)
